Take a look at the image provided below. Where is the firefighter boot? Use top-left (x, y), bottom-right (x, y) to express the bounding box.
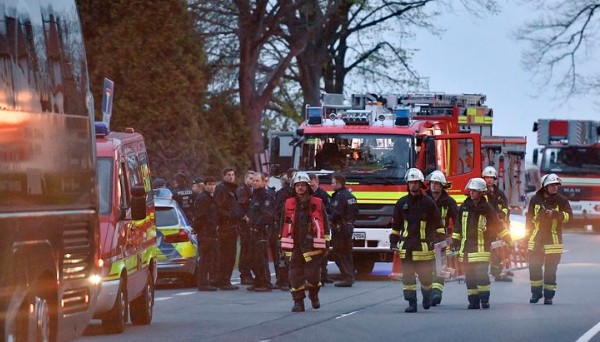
top-left (529, 288), bottom-right (543, 304)
top-left (467, 295), bottom-right (481, 309)
top-left (291, 290), bottom-right (306, 312)
top-left (543, 288), bottom-right (554, 305)
top-left (480, 296), bottom-right (490, 309)
top-left (308, 286), bottom-right (321, 309)
top-left (405, 299), bottom-right (418, 313)
top-left (421, 289), bottom-right (432, 310)
top-left (431, 289), bottom-right (442, 306)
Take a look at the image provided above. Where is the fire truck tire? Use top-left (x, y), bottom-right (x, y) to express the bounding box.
top-left (354, 260), bottom-right (375, 275)
top-left (593, 223), bottom-right (600, 233)
top-left (130, 273), bottom-right (154, 325)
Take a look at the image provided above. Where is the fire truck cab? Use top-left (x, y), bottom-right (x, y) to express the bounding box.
top-left (532, 119), bottom-right (600, 231)
top-left (270, 93), bottom-right (527, 274)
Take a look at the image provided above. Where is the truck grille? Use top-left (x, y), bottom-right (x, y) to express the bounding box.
top-left (61, 288), bottom-right (90, 314)
top-left (62, 223), bottom-right (92, 281)
top-left (356, 204), bottom-right (394, 228)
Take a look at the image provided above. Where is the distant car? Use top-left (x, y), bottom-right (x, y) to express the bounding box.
top-left (154, 189), bottom-right (200, 286)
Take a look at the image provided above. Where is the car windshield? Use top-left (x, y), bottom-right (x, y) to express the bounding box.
top-left (155, 206), bottom-right (179, 227)
top-left (299, 134), bottom-right (413, 185)
top-left (541, 147), bottom-right (600, 174)
top-left (97, 158), bottom-right (113, 215)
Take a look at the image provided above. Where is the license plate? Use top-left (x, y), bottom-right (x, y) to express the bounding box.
top-left (352, 232), bottom-right (366, 240)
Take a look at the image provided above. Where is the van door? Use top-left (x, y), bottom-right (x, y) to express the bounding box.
top-left (422, 133), bottom-right (481, 204)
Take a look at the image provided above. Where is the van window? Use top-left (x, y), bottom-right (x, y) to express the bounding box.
top-left (127, 154), bottom-right (141, 187)
top-left (118, 162), bottom-right (130, 209)
top-left (98, 158), bottom-right (113, 215)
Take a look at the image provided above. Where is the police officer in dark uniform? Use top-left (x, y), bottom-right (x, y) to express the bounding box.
top-left (214, 167), bottom-right (244, 290)
top-left (330, 173), bottom-right (359, 288)
top-left (193, 176), bottom-right (219, 291)
top-left (237, 171), bottom-right (256, 285)
top-left (309, 173), bottom-right (333, 283)
top-left (390, 168), bottom-right (440, 313)
top-left (247, 172), bottom-right (275, 292)
top-left (272, 168), bottom-right (296, 291)
top-left (171, 173), bottom-right (195, 222)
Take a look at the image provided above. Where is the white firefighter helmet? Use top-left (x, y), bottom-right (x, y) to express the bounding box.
top-left (482, 166), bottom-right (498, 178)
top-left (405, 168), bottom-right (425, 182)
top-left (467, 177), bottom-right (487, 192)
top-left (541, 173), bottom-right (561, 188)
top-left (292, 171), bottom-right (311, 185)
top-left (426, 170), bottom-right (447, 186)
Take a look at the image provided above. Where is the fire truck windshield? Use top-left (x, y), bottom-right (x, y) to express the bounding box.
top-left (541, 146), bottom-right (600, 174)
top-left (300, 134), bottom-right (413, 184)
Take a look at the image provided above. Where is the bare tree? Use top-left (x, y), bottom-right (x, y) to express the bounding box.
top-left (515, 0), bottom-right (600, 97)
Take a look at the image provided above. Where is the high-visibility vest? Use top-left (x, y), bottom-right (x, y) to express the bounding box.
top-left (281, 196), bottom-right (326, 251)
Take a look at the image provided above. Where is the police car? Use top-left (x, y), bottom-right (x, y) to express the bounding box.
top-left (153, 188), bottom-right (200, 285)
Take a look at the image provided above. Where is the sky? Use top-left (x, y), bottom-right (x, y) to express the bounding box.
top-left (407, 1), bottom-right (599, 160)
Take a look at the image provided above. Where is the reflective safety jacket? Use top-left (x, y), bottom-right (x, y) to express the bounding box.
top-left (425, 189), bottom-right (459, 237)
top-left (390, 192), bottom-right (440, 261)
top-left (485, 184), bottom-right (509, 222)
top-left (280, 196), bottom-right (329, 256)
top-left (452, 197), bottom-right (511, 263)
top-left (525, 189), bottom-right (571, 254)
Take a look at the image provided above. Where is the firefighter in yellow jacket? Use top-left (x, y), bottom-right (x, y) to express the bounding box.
top-left (525, 173), bottom-right (571, 305)
top-left (452, 178), bottom-right (512, 309)
top-left (280, 172), bottom-right (330, 312)
top-left (390, 168), bottom-right (441, 313)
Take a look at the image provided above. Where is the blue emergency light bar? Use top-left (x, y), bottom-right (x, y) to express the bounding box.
top-left (307, 106), bottom-right (323, 125)
top-left (394, 108), bottom-right (410, 126)
top-left (95, 121), bottom-right (109, 136)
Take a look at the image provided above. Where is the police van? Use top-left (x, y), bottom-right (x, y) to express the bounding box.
top-left (93, 122), bottom-right (157, 333)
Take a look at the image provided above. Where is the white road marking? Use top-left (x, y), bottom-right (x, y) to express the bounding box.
top-left (155, 297), bottom-right (172, 301)
top-left (175, 291), bottom-right (195, 296)
top-left (335, 310), bottom-right (360, 319)
top-left (576, 321), bottom-right (600, 342)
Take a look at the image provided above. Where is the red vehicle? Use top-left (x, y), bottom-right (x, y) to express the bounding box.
top-left (93, 123), bottom-right (157, 333)
top-left (532, 119), bottom-right (600, 231)
top-left (270, 93), bottom-right (526, 274)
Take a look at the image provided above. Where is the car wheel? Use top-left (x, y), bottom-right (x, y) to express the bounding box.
top-left (102, 278), bottom-right (128, 334)
top-left (130, 273), bottom-right (154, 325)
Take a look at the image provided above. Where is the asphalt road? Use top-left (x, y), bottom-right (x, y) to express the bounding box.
top-left (81, 232), bottom-right (600, 342)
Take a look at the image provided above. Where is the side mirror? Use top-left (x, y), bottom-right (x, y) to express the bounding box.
top-left (532, 149), bottom-right (539, 165)
top-left (130, 185), bottom-right (147, 220)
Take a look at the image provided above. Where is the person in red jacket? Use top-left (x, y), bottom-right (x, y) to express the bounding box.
top-left (280, 172), bottom-right (330, 312)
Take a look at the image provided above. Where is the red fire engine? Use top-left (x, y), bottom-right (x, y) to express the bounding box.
top-left (270, 93), bottom-right (527, 274)
top-left (532, 119), bottom-right (600, 231)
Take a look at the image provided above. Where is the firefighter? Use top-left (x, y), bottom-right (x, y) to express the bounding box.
top-left (237, 171), bottom-right (256, 285)
top-left (390, 168), bottom-right (440, 313)
top-left (482, 166), bottom-right (514, 282)
top-left (272, 168), bottom-right (297, 291)
top-left (452, 178), bottom-right (512, 309)
top-left (525, 173), bottom-right (571, 305)
top-left (280, 172), bottom-right (330, 312)
top-left (214, 167), bottom-right (244, 290)
top-left (424, 170), bottom-right (458, 306)
top-left (309, 173), bottom-right (333, 284)
top-left (171, 173), bottom-right (195, 222)
top-left (247, 172), bottom-right (275, 292)
top-left (193, 176), bottom-right (219, 291)
top-left (330, 173), bottom-right (359, 288)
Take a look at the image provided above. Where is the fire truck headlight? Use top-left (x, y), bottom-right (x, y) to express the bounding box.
top-left (509, 220), bottom-right (526, 240)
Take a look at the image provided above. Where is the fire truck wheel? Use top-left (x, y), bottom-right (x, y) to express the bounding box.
top-left (354, 260), bottom-right (375, 275)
